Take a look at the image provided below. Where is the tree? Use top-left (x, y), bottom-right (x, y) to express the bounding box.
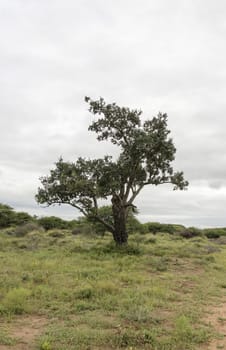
top-left (36, 97), bottom-right (188, 245)
top-left (0, 203), bottom-right (16, 228)
top-left (0, 204), bottom-right (34, 228)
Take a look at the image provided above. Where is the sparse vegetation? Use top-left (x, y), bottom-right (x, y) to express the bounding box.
top-left (0, 224), bottom-right (226, 348)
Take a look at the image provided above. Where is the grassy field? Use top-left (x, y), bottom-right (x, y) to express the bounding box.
top-left (0, 229), bottom-right (226, 349)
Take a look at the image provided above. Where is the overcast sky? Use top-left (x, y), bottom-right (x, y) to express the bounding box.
top-left (1, 0), bottom-right (226, 227)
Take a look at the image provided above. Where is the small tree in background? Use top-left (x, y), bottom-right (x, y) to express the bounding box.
top-left (0, 204), bottom-right (16, 228)
top-left (36, 97), bottom-right (188, 245)
top-left (0, 204), bottom-right (34, 228)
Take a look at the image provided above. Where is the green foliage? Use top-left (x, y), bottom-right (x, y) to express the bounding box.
top-left (0, 204), bottom-right (16, 228)
top-left (14, 211), bottom-right (34, 225)
top-left (203, 228), bottom-right (226, 239)
top-left (146, 222), bottom-right (179, 234)
top-left (87, 205), bottom-right (142, 235)
top-left (36, 97), bottom-right (188, 244)
top-left (86, 206), bottom-right (113, 235)
top-left (40, 340), bottom-right (52, 350)
top-left (38, 216), bottom-right (71, 230)
top-left (0, 203), bottom-right (35, 228)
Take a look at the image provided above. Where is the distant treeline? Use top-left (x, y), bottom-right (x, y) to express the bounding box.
top-left (0, 203), bottom-right (226, 239)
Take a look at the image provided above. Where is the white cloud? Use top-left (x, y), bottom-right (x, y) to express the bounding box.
top-left (1, 0), bottom-right (226, 227)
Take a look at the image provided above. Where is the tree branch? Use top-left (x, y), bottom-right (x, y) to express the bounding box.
top-left (43, 200), bottom-right (88, 217)
top-left (93, 196), bottom-right (98, 211)
top-left (127, 184), bottom-right (144, 205)
top-left (143, 180), bottom-right (172, 186)
top-left (93, 215), bottom-right (115, 233)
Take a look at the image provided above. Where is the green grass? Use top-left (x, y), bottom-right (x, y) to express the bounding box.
top-left (0, 230), bottom-right (226, 348)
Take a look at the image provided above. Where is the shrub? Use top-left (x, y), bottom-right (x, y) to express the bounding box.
top-left (71, 223), bottom-right (93, 235)
top-left (13, 222), bottom-right (43, 237)
top-left (14, 212), bottom-right (34, 225)
top-left (146, 222), bottom-right (176, 234)
top-left (179, 227), bottom-right (203, 239)
top-left (203, 228), bottom-right (226, 239)
top-left (141, 223), bottom-right (150, 234)
top-left (37, 216), bottom-right (70, 230)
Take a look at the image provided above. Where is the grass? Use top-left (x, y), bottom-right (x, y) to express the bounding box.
top-left (0, 230), bottom-right (226, 348)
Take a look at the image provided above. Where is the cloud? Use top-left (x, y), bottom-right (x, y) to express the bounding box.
top-left (1, 0), bottom-right (226, 226)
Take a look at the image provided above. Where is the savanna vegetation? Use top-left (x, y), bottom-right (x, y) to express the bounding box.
top-left (1, 99), bottom-right (226, 349)
top-left (1, 204), bottom-right (226, 349)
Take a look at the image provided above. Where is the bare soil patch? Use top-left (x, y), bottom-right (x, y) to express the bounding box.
top-left (0, 315), bottom-right (48, 350)
top-left (200, 298), bottom-right (226, 349)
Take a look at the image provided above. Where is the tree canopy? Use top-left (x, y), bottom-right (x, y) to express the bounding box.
top-left (36, 97), bottom-right (188, 244)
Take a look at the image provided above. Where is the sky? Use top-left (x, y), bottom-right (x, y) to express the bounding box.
top-left (1, 0), bottom-right (226, 227)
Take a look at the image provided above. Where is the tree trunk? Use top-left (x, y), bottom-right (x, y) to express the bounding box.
top-left (111, 196), bottom-right (128, 245)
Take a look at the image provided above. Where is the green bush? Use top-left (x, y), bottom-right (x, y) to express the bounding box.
top-left (146, 222), bottom-right (176, 234)
top-left (0, 204), bottom-right (35, 228)
top-left (37, 216), bottom-right (70, 230)
top-left (203, 228), bottom-right (226, 239)
top-left (0, 204), bottom-right (16, 228)
top-left (14, 212), bottom-right (34, 225)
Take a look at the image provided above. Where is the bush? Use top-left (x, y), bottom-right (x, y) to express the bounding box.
top-left (37, 216), bottom-right (70, 230)
top-left (146, 222), bottom-right (176, 234)
top-left (13, 222), bottom-right (43, 237)
top-left (0, 204), bottom-right (35, 228)
top-left (14, 212), bottom-right (34, 225)
top-left (71, 223), bottom-right (93, 235)
top-left (203, 228), bottom-right (226, 239)
top-left (179, 227), bottom-right (203, 239)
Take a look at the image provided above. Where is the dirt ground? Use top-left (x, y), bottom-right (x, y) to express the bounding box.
top-left (1, 302), bottom-right (226, 350)
top-left (0, 315), bottom-right (48, 350)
